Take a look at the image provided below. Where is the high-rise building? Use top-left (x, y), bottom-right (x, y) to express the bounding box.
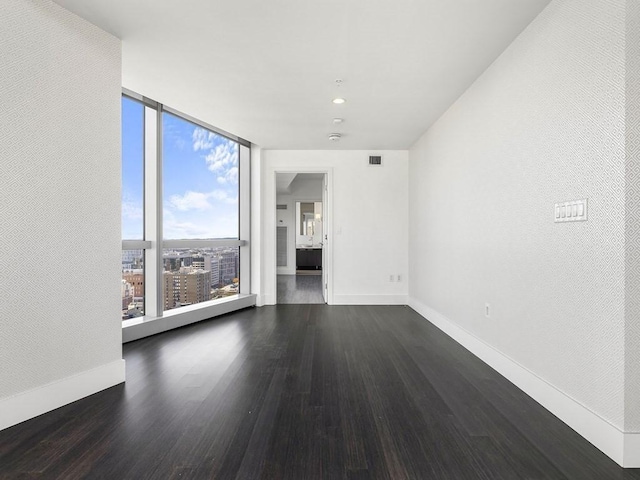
top-left (163, 268), bottom-right (211, 310)
top-left (121, 279), bottom-right (133, 311)
top-left (193, 254), bottom-right (223, 289)
top-left (192, 255), bottom-right (212, 273)
top-left (123, 270), bottom-right (144, 299)
top-left (210, 255), bottom-right (221, 288)
top-left (219, 250), bottom-right (238, 286)
top-left (122, 249), bottom-right (143, 268)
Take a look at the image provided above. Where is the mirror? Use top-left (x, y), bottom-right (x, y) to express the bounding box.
top-left (299, 202), bottom-right (315, 235)
top-left (296, 202), bottom-right (323, 246)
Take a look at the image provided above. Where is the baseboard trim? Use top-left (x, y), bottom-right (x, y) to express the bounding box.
top-left (277, 267), bottom-right (295, 275)
top-left (333, 294), bottom-right (409, 305)
top-left (408, 298), bottom-right (639, 468)
top-left (623, 432), bottom-right (640, 467)
top-left (0, 359), bottom-right (125, 432)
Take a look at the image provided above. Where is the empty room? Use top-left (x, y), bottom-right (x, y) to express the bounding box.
top-left (1, 0), bottom-right (639, 478)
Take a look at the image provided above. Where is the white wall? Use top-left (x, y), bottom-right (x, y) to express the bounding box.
top-left (0, 0), bottom-right (124, 430)
top-left (262, 150), bottom-right (409, 305)
top-left (625, 0), bottom-right (640, 434)
top-left (408, 0), bottom-right (638, 465)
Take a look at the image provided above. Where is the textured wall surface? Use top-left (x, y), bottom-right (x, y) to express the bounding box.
top-left (262, 150), bottom-right (409, 304)
top-left (409, 0), bottom-right (626, 428)
top-left (0, 0), bottom-right (122, 397)
top-left (625, 0), bottom-right (640, 432)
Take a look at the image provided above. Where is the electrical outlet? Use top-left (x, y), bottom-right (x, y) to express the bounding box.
top-left (397, 274), bottom-right (402, 282)
top-left (485, 303), bottom-right (491, 318)
top-left (389, 275), bottom-right (395, 282)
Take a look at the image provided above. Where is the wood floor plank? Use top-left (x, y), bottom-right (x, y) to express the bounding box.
top-left (277, 275), bottom-right (324, 304)
top-left (0, 305), bottom-right (638, 479)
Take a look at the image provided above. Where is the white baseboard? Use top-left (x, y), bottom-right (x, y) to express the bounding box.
top-left (261, 293), bottom-right (275, 306)
top-left (277, 267), bottom-right (296, 275)
top-left (0, 359), bottom-right (125, 432)
top-left (333, 294), bottom-right (409, 305)
top-left (624, 433), bottom-right (640, 467)
top-left (408, 298), bottom-right (640, 468)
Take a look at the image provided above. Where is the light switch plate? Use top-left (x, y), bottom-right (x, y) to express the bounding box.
top-left (555, 199), bottom-right (588, 222)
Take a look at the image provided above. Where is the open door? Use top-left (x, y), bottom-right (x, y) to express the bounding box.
top-left (322, 174), bottom-right (328, 303)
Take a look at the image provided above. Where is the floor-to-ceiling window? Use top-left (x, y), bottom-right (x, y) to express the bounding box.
top-left (121, 96), bottom-right (145, 319)
top-left (121, 91), bottom-right (251, 328)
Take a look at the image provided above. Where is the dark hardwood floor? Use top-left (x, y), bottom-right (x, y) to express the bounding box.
top-left (277, 274), bottom-right (324, 304)
top-left (1, 305), bottom-right (638, 479)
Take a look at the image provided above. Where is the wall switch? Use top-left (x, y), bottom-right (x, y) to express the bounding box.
top-left (555, 199), bottom-right (587, 223)
top-left (485, 303), bottom-right (491, 318)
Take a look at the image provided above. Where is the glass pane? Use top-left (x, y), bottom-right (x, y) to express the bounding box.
top-left (162, 247), bottom-right (239, 311)
top-left (162, 112), bottom-right (239, 240)
top-left (122, 97), bottom-right (144, 240)
top-left (122, 250), bottom-right (144, 320)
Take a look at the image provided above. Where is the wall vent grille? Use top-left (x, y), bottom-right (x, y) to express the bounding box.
top-left (277, 227), bottom-right (287, 266)
top-left (276, 204), bottom-right (288, 210)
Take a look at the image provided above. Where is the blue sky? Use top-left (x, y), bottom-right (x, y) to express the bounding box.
top-left (122, 97), bottom-right (239, 240)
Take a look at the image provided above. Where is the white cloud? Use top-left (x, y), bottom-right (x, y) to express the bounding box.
top-left (192, 128), bottom-right (217, 152)
top-left (168, 189), bottom-right (238, 211)
top-left (122, 200), bottom-right (143, 220)
top-left (217, 166), bottom-right (238, 185)
top-left (169, 191), bottom-right (213, 211)
top-left (205, 142), bottom-right (238, 173)
top-left (163, 208), bottom-right (238, 239)
top-left (214, 189), bottom-right (238, 204)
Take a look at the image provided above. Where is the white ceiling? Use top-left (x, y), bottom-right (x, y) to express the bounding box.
top-left (276, 173), bottom-right (298, 195)
top-left (54, 0), bottom-right (551, 150)
top-left (276, 173), bottom-right (324, 195)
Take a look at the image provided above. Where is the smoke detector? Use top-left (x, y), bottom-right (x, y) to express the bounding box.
top-left (328, 133), bottom-right (342, 141)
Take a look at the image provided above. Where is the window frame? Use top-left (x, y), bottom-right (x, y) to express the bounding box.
top-left (121, 88), bottom-right (252, 337)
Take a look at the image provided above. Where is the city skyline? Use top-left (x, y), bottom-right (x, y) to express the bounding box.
top-left (122, 246), bottom-right (240, 319)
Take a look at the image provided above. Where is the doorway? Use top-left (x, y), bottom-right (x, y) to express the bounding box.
top-left (275, 172), bottom-right (328, 304)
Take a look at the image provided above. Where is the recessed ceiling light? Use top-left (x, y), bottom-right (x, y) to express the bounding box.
top-left (333, 118), bottom-right (344, 124)
top-left (328, 133), bottom-right (342, 141)
top-left (332, 98), bottom-right (346, 104)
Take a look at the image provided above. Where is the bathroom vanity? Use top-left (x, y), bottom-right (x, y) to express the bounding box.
top-left (296, 247), bottom-right (322, 270)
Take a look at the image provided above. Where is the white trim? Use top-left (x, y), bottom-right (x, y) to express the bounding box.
top-left (260, 293), bottom-right (274, 306)
top-left (122, 240), bottom-right (152, 249)
top-left (333, 294), bottom-right (409, 305)
top-left (277, 268), bottom-right (296, 275)
top-left (239, 144), bottom-right (251, 295)
top-left (250, 145), bottom-right (262, 304)
top-left (123, 294), bottom-right (256, 343)
top-left (163, 239), bottom-right (246, 249)
top-left (408, 298), bottom-right (640, 468)
top-left (623, 433), bottom-right (640, 468)
top-left (0, 360), bottom-right (125, 432)
top-left (144, 105), bottom-right (162, 318)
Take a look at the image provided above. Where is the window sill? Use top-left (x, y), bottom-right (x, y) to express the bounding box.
top-left (122, 293), bottom-right (256, 343)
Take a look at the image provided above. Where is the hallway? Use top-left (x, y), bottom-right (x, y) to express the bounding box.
top-left (277, 274), bottom-right (324, 304)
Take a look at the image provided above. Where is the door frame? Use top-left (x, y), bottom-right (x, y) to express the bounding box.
top-left (269, 167), bottom-right (334, 305)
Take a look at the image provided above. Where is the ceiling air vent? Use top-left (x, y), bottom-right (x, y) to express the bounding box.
top-left (369, 155), bottom-right (382, 166)
top-left (276, 204), bottom-right (288, 210)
